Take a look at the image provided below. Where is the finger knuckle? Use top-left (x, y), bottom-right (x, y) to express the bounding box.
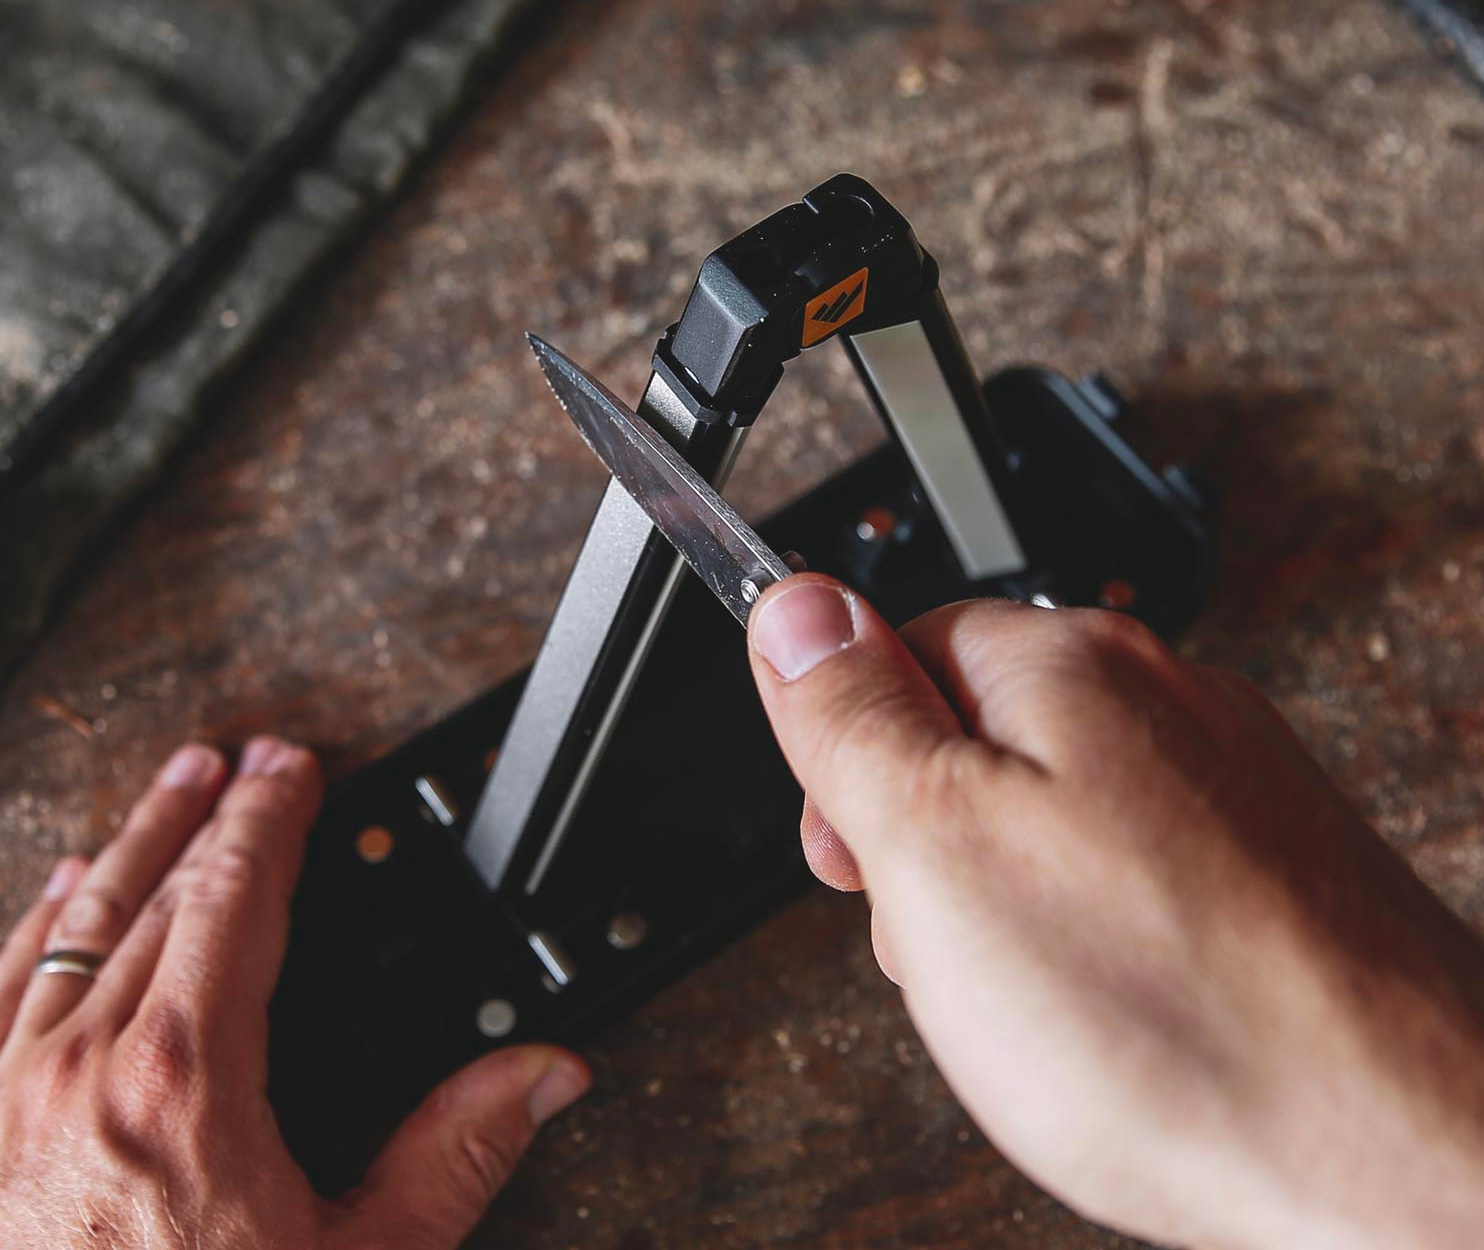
top-left (180, 845), bottom-right (268, 908)
top-left (52, 888), bottom-right (127, 947)
top-left (1068, 613), bottom-right (1194, 699)
top-left (819, 684), bottom-right (933, 772)
top-left (911, 737), bottom-right (1000, 837)
top-left (114, 1002), bottom-right (203, 1117)
top-left (140, 884), bottom-right (178, 924)
top-left (222, 787), bottom-right (290, 825)
top-left (35, 1022), bottom-right (103, 1092)
top-left (453, 1124), bottom-right (520, 1198)
top-left (902, 597), bottom-right (1021, 645)
top-left (1067, 608), bottom-right (1167, 665)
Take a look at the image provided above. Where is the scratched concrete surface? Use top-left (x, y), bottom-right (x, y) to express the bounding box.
top-left (4, 0), bottom-right (1484, 1246)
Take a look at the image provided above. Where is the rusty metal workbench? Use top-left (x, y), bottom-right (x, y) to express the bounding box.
top-left (5, 0), bottom-right (1484, 1245)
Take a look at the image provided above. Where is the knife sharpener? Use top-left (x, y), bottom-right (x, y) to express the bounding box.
top-left (268, 175), bottom-right (1215, 1193)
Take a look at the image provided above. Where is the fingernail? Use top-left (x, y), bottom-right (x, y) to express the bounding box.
top-left (43, 857), bottom-right (88, 901)
top-left (750, 580), bottom-right (858, 681)
top-left (159, 743), bottom-right (223, 790)
top-left (528, 1057), bottom-right (590, 1126)
top-left (239, 737), bottom-right (310, 778)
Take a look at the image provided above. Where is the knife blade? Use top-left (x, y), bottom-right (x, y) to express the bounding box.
top-left (528, 333), bottom-right (793, 625)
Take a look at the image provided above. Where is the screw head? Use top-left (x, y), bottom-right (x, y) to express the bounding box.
top-left (740, 578), bottom-right (761, 605)
top-left (855, 506), bottom-right (898, 543)
top-left (476, 998), bottom-right (517, 1038)
top-left (607, 912), bottom-right (648, 950)
top-left (355, 826), bottom-right (395, 864)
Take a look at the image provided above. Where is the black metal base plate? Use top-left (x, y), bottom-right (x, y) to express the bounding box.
top-left (267, 367), bottom-right (1213, 1194)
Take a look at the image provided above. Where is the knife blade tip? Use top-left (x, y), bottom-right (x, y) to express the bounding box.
top-left (527, 332), bottom-right (583, 386)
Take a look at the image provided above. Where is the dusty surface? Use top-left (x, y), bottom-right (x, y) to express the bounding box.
top-left (5, 0), bottom-right (1484, 1245)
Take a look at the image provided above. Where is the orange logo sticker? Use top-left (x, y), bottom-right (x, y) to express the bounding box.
top-left (802, 267), bottom-right (870, 348)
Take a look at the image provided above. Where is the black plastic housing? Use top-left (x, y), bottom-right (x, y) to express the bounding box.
top-left (657, 173), bottom-right (933, 425)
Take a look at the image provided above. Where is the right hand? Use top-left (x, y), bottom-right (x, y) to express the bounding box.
top-left (747, 574), bottom-right (1484, 1250)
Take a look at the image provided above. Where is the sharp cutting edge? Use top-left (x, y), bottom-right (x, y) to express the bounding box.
top-left (527, 334), bottom-right (793, 626)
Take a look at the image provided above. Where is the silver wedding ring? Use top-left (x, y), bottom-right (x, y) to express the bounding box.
top-left (34, 949), bottom-right (104, 981)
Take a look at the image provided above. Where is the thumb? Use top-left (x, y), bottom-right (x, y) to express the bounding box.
top-left (333, 1045), bottom-right (590, 1250)
top-left (746, 574), bottom-right (968, 875)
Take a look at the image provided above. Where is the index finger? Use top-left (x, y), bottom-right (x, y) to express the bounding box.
top-left (897, 598), bottom-right (1200, 771)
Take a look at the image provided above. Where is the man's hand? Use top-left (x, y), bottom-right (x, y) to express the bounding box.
top-left (0, 737), bottom-right (589, 1250)
top-left (748, 575), bottom-right (1484, 1250)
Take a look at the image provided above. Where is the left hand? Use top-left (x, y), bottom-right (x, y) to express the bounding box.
top-left (0, 737), bottom-right (589, 1250)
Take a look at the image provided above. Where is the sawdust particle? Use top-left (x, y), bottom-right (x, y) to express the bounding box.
top-left (896, 64), bottom-right (927, 97)
top-left (30, 695), bottom-right (94, 740)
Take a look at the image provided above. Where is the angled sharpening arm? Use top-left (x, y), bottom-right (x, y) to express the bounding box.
top-left (467, 174), bottom-right (1034, 898)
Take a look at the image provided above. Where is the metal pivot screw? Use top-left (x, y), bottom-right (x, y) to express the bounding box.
top-left (355, 826), bottom-right (395, 864)
top-left (607, 912), bottom-right (647, 950)
top-left (740, 578), bottom-right (762, 605)
top-left (476, 998), bottom-right (517, 1039)
top-left (855, 506), bottom-right (898, 543)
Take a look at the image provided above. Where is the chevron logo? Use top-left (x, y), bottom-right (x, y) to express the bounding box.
top-left (802, 267), bottom-right (870, 347)
top-left (813, 281), bottom-right (864, 326)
